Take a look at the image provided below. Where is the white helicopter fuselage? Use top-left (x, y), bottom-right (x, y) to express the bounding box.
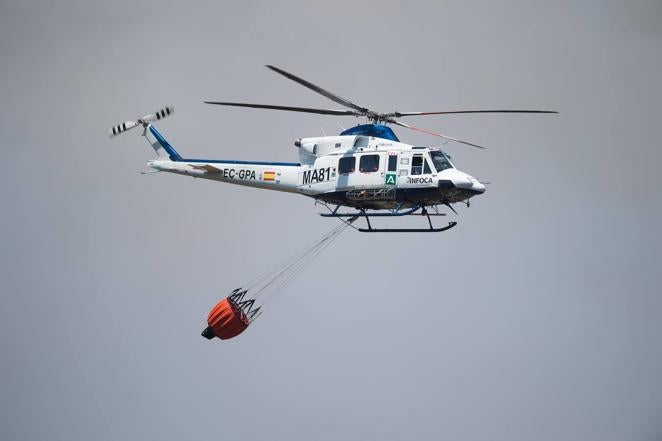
top-left (145, 125), bottom-right (485, 210)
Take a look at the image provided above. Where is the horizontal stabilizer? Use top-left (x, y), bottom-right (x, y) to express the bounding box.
top-left (189, 164), bottom-right (222, 173)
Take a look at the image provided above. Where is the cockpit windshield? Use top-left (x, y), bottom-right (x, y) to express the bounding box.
top-left (430, 151), bottom-right (454, 172)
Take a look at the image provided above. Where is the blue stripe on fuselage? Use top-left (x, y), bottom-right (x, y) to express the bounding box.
top-left (181, 158), bottom-right (300, 166)
top-left (149, 126), bottom-right (300, 166)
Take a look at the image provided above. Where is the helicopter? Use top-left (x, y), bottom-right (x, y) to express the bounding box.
top-left (110, 65), bottom-right (557, 232)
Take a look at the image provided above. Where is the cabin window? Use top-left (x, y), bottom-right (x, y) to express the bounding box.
top-left (313, 144), bottom-right (318, 155)
top-left (338, 156), bottom-right (356, 174)
top-left (411, 155), bottom-right (423, 175)
top-left (388, 155), bottom-right (397, 172)
top-left (359, 154), bottom-right (380, 173)
top-left (424, 159), bottom-right (432, 174)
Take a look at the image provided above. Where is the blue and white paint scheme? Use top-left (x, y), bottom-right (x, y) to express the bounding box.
top-left (110, 106), bottom-right (491, 232)
top-left (111, 107), bottom-right (485, 209)
top-left (109, 67), bottom-right (555, 231)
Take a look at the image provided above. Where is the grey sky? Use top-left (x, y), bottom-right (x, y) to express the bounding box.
top-left (1, 1), bottom-right (661, 440)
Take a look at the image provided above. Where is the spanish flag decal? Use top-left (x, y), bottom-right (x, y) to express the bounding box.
top-left (263, 171), bottom-right (276, 181)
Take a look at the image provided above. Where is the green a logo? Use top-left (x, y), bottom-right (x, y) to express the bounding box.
top-left (385, 173), bottom-right (396, 186)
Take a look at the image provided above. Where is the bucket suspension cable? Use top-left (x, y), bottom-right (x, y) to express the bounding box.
top-left (202, 220), bottom-right (354, 341)
top-left (242, 221), bottom-right (346, 294)
top-left (256, 221), bottom-right (350, 312)
top-left (246, 221), bottom-right (350, 308)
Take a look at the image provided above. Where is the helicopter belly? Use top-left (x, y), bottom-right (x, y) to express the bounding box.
top-left (317, 185), bottom-right (439, 210)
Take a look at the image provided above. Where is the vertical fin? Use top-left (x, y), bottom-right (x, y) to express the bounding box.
top-left (143, 125), bottom-right (182, 161)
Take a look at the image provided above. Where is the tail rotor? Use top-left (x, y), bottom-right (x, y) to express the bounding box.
top-left (108, 105), bottom-right (174, 137)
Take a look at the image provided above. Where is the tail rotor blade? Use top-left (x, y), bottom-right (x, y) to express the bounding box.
top-left (140, 105), bottom-right (174, 123)
top-left (108, 105), bottom-right (174, 138)
top-left (109, 120), bottom-right (139, 137)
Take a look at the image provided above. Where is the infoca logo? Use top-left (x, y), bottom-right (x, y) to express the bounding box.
top-left (406, 177), bottom-right (433, 184)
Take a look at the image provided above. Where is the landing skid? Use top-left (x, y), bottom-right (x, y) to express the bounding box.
top-left (358, 222), bottom-right (457, 233)
top-left (320, 204), bottom-right (457, 233)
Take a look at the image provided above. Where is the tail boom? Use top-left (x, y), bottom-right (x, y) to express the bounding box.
top-left (110, 106), bottom-right (301, 193)
top-left (149, 158), bottom-right (301, 193)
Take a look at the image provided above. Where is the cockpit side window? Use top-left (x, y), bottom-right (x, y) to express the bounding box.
top-left (430, 151), bottom-right (453, 172)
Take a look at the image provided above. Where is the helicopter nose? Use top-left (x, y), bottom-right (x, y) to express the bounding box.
top-left (451, 172), bottom-right (485, 194)
top-left (472, 179), bottom-right (486, 194)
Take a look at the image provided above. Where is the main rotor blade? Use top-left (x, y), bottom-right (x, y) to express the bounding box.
top-left (204, 101), bottom-right (358, 116)
top-left (266, 65), bottom-right (370, 114)
top-left (391, 120), bottom-right (487, 149)
top-left (393, 109), bottom-right (559, 117)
